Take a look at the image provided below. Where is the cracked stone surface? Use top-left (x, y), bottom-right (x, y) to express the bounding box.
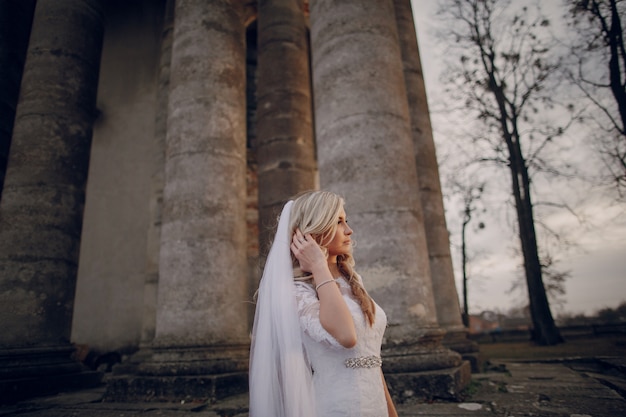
top-left (1, 358), bottom-right (625, 417)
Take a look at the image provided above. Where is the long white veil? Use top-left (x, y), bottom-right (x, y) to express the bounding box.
top-left (249, 200), bottom-right (317, 417)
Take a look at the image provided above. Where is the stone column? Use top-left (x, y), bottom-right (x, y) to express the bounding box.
top-left (140, 0), bottom-right (175, 346)
top-left (0, 0), bottom-right (36, 199)
top-left (394, 0), bottom-right (479, 369)
top-left (0, 0), bottom-right (104, 403)
top-left (309, 0), bottom-right (469, 402)
top-left (256, 0), bottom-right (317, 253)
top-left (106, 0), bottom-right (250, 403)
top-left (156, 0), bottom-right (248, 352)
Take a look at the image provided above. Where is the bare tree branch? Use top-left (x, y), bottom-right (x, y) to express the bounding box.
top-left (436, 0), bottom-right (567, 345)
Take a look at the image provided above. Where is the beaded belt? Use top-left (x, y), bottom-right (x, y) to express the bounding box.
top-left (344, 355), bottom-right (382, 369)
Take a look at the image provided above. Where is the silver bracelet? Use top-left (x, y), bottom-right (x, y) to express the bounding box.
top-left (315, 278), bottom-right (335, 292)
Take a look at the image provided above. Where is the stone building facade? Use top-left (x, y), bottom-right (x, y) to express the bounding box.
top-left (0, 0), bottom-right (476, 404)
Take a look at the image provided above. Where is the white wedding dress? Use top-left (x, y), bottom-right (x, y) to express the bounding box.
top-left (294, 276), bottom-right (389, 417)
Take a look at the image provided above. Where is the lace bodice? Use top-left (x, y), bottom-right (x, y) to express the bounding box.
top-left (294, 277), bottom-right (388, 417)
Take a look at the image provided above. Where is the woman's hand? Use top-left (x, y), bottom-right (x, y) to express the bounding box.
top-left (292, 229), bottom-right (357, 348)
top-left (290, 229), bottom-right (327, 273)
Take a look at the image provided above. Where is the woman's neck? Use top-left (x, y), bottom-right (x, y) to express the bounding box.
top-left (327, 257), bottom-right (340, 278)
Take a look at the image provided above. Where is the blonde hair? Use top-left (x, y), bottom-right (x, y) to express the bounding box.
top-left (289, 191), bottom-right (376, 326)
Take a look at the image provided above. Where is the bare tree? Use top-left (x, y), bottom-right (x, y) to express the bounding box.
top-left (509, 251), bottom-right (571, 312)
top-left (452, 180), bottom-right (486, 327)
top-left (564, 0), bottom-right (626, 195)
top-left (436, 0), bottom-right (571, 344)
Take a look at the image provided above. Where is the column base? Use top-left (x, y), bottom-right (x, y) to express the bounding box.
top-left (0, 345), bottom-right (103, 405)
top-left (104, 344), bottom-right (249, 403)
top-left (384, 360), bottom-right (471, 403)
top-left (382, 328), bottom-right (472, 402)
top-left (382, 327), bottom-right (464, 372)
top-left (105, 372), bottom-right (247, 403)
top-left (442, 328), bottom-right (483, 372)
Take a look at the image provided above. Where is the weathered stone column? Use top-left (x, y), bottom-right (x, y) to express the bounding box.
top-left (394, 0), bottom-right (479, 369)
top-left (310, 0), bottom-right (469, 401)
top-left (0, 0), bottom-right (104, 403)
top-left (0, 0), bottom-right (36, 198)
top-left (106, 0), bottom-right (250, 403)
top-left (155, 0), bottom-right (248, 353)
top-left (140, 0), bottom-right (175, 347)
top-left (256, 0), bottom-right (317, 252)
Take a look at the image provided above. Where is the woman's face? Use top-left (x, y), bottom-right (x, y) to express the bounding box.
top-left (326, 206), bottom-right (353, 258)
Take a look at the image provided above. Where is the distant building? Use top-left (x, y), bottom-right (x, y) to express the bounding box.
top-left (469, 313), bottom-right (501, 334)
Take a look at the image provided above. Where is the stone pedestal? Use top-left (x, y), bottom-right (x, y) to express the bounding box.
top-left (104, 345), bottom-right (249, 403)
top-left (384, 362), bottom-right (472, 403)
top-left (442, 329), bottom-right (483, 372)
top-left (382, 328), bottom-right (472, 402)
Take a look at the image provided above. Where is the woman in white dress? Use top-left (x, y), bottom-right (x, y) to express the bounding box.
top-left (249, 190), bottom-right (398, 417)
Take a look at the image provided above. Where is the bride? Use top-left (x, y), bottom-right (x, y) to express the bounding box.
top-left (249, 190), bottom-right (398, 417)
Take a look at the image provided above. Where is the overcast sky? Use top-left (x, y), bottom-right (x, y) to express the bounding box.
top-left (410, 0), bottom-right (626, 317)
